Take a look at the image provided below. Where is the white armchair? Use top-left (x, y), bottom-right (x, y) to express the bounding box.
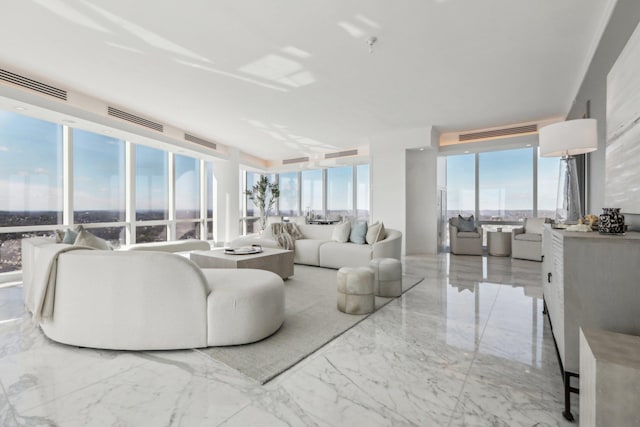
top-left (511, 217), bottom-right (550, 261)
top-left (448, 216), bottom-right (483, 256)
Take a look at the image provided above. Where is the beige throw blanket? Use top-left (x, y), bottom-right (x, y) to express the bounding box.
top-left (31, 244), bottom-right (93, 324)
top-left (270, 223), bottom-right (301, 250)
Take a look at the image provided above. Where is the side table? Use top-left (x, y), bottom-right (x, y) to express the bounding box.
top-left (487, 230), bottom-right (511, 256)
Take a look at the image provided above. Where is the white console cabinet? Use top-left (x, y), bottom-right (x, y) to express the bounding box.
top-left (541, 225), bottom-right (640, 420)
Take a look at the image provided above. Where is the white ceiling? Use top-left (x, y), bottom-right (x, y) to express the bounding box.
top-left (0, 0), bottom-right (615, 161)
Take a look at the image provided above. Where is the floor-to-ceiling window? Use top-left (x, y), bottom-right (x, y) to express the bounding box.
top-left (73, 129), bottom-right (126, 245)
top-left (135, 145), bottom-right (169, 243)
top-left (326, 166), bottom-right (353, 220)
top-left (301, 169), bottom-right (323, 218)
top-left (538, 149), bottom-right (561, 219)
top-left (356, 164), bottom-right (370, 220)
top-left (0, 111), bottom-right (63, 272)
top-left (479, 148), bottom-right (533, 221)
top-left (278, 171), bottom-right (299, 216)
top-left (446, 153), bottom-right (476, 219)
top-left (175, 154), bottom-right (200, 240)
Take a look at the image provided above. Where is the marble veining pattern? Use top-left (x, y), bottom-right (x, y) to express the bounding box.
top-left (0, 253), bottom-right (578, 426)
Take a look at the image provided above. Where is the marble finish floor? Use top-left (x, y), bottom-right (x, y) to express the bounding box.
top-left (0, 254), bottom-right (577, 426)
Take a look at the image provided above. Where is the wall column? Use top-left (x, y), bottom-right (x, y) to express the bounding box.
top-left (212, 148), bottom-right (240, 246)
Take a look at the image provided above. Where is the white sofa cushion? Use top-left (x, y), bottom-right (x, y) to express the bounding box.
top-left (294, 239), bottom-right (328, 265)
top-left (366, 222), bottom-right (386, 244)
top-left (319, 241), bottom-right (374, 269)
top-left (524, 217), bottom-right (547, 234)
top-left (514, 233), bottom-right (542, 242)
top-left (332, 222), bottom-right (351, 243)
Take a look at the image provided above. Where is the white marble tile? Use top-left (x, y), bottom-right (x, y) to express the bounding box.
top-left (0, 254), bottom-right (576, 425)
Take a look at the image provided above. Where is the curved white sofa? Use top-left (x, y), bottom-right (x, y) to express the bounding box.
top-left (22, 241), bottom-right (284, 350)
top-left (231, 223), bottom-right (402, 269)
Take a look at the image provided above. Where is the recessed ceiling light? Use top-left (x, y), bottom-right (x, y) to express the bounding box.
top-left (464, 150), bottom-right (470, 154)
top-left (419, 148), bottom-right (425, 151)
top-left (526, 144), bottom-right (532, 147)
top-left (14, 106), bottom-right (26, 111)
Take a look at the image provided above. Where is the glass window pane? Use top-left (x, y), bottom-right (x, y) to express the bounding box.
top-left (177, 221), bottom-right (200, 240)
top-left (538, 149), bottom-right (561, 219)
top-left (0, 111), bottom-right (63, 226)
top-left (356, 164), bottom-right (369, 220)
top-left (326, 166), bottom-right (353, 219)
top-left (82, 226), bottom-right (125, 248)
top-left (278, 172), bottom-right (298, 216)
top-left (446, 154), bottom-right (475, 219)
top-left (175, 154), bottom-right (200, 219)
top-left (479, 148), bottom-right (533, 221)
top-left (0, 230), bottom-right (54, 273)
top-left (301, 169), bottom-right (322, 216)
top-left (136, 224), bottom-right (167, 243)
top-left (245, 172), bottom-right (260, 218)
top-left (73, 129), bottom-right (125, 223)
top-left (135, 145), bottom-right (168, 221)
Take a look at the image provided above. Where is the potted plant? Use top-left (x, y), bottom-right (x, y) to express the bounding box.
top-left (245, 175), bottom-right (280, 233)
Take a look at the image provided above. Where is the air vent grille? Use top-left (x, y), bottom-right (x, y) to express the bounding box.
top-left (324, 149), bottom-right (358, 159)
top-left (184, 133), bottom-right (216, 150)
top-left (107, 106), bottom-right (164, 132)
top-left (283, 156), bottom-right (309, 165)
top-left (459, 124), bottom-right (537, 142)
top-left (0, 68), bottom-right (67, 100)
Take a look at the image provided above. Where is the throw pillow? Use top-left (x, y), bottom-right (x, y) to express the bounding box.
top-left (332, 221), bottom-right (351, 243)
top-left (54, 229), bottom-right (65, 243)
top-left (284, 222), bottom-right (304, 240)
top-left (457, 215), bottom-right (476, 232)
top-left (349, 221), bottom-right (368, 244)
top-left (62, 225), bottom-right (84, 244)
top-left (74, 229), bottom-right (111, 250)
top-left (276, 231), bottom-right (295, 250)
top-left (366, 221), bottom-right (386, 244)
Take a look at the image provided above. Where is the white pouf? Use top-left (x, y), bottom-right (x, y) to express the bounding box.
top-left (369, 258), bottom-right (402, 297)
top-left (337, 267), bottom-right (375, 314)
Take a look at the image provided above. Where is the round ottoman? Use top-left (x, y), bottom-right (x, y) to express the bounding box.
top-left (369, 258), bottom-right (402, 297)
top-left (337, 267), bottom-right (375, 314)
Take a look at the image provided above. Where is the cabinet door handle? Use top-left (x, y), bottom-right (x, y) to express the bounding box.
top-left (547, 272), bottom-right (552, 283)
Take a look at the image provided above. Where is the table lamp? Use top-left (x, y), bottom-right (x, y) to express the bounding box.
top-left (539, 119), bottom-right (598, 223)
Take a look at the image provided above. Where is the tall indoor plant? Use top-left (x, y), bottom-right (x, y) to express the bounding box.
top-left (245, 175), bottom-right (280, 232)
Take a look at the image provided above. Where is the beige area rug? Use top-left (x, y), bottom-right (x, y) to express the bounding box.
top-left (198, 264), bottom-right (424, 384)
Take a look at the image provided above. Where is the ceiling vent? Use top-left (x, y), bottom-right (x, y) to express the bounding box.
top-left (283, 156), bottom-right (310, 165)
top-left (459, 124), bottom-right (537, 142)
top-left (324, 149), bottom-right (358, 159)
top-left (107, 106), bottom-right (164, 132)
top-left (0, 68), bottom-right (67, 100)
top-left (184, 133), bottom-right (216, 150)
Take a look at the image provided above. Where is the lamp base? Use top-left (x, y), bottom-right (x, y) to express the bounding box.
top-left (555, 156), bottom-right (582, 224)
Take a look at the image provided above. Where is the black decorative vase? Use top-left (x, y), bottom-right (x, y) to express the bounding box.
top-left (599, 208), bottom-right (625, 234)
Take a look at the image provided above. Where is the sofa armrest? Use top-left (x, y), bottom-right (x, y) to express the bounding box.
top-left (372, 229), bottom-right (402, 260)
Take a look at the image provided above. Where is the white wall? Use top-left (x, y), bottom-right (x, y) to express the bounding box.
top-left (406, 148), bottom-right (438, 254)
top-left (369, 127), bottom-right (437, 255)
top-left (568, 0), bottom-right (640, 229)
top-left (212, 148), bottom-right (240, 246)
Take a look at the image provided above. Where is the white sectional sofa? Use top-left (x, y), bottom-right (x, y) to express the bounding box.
top-left (231, 223), bottom-right (402, 269)
top-left (21, 238), bottom-right (284, 350)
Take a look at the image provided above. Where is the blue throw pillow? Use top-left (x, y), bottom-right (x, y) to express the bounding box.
top-left (457, 215), bottom-right (476, 232)
top-left (350, 221), bottom-right (368, 244)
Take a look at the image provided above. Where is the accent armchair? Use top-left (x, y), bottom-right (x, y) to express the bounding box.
top-left (448, 216), bottom-right (483, 256)
top-left (511, 217), bottom-right (550, 261)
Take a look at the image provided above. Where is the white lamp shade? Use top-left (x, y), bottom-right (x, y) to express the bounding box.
top-left (539, 118), bottom-right (598, 157)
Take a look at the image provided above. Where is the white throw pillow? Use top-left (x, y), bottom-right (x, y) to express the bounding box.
top-left (366, 221), bottom-right (386, 244)
top-left (332, 221), bottom-right (351, 243)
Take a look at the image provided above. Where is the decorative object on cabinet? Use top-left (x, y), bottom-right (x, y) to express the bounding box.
top-left (598, 207), bottom-right (625, 234)
top-left (541, 225), bottom-right (640, 421)
top-left (539, 119), bottom-right (598, 224)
